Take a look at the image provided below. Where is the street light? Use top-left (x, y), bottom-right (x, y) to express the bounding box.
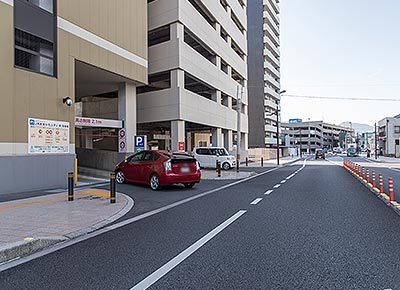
top-left (276, 90), bottom-right (286, 165)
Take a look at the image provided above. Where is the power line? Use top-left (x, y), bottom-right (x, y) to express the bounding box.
top-left (284, 83), bottom-right (400, 88)
top-left (282, 94), bottom-right (400, 102)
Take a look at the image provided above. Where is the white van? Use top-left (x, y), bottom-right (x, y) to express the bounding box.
top-left (193, 147), bottom-right (236, 170)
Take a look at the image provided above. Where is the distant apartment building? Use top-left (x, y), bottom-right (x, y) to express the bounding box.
top-left (281, 121), bottom-right (353, 154)
top-left (0, 0), bottom-right (148, 192)
top-left (378, 114), bottom-right (400, 157)
top-left (247, 0), bottom-right (280, 148)
top-left (143, 0), bottom-right (249, 153)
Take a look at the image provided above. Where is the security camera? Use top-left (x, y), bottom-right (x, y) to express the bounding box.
top-left (63, 96), bottom-right (73, 106)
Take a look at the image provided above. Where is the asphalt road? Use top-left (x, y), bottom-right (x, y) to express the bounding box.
top-left (2, 157), bottom-right (400, 289)
top-left (342, 155), bottom-right (400, 201)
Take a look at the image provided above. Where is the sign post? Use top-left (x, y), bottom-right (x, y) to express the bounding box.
top-left (134, 135), bottom-right (147, 152)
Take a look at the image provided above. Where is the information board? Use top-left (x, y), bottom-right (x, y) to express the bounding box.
top-left (28, 118), bottom-right (70, 154)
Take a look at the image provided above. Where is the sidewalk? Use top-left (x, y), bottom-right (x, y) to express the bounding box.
top-left (363, 155), bottom-right (400, 164)
top-left (0, 189), bottom-right (133, 264)
top-left (201, 157), bottom-right (301, 180)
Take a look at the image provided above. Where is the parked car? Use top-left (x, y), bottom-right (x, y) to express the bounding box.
top-left (193, 147), bottom-right (236, 170)
top-left (315, 149), bottom-right (325, 159)
top-left (115, 150), bottom-right (201, 190)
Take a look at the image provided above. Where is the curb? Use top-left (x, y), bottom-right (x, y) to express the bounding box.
top-left (343, 166), bottom-right (400, 216)
top-left (0, 192), bottom-right (134, 265)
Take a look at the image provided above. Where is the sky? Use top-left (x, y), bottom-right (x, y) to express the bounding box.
top-left (279, 0), bottom-right (400, 126)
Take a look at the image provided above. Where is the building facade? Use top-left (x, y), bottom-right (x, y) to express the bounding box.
top-left (142, 0), bottom-right (249, 153)
top-left (0, 0), bottom-right (148, 192)
top-left (247, 0), bottom-right (280, 148)
top-left (378, 115), bottom-right (400, 157)
top-left (281, 121), bottom-right (353, 154)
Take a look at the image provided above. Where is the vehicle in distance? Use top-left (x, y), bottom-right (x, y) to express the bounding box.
top-left (347, 143), bottom-right (358, 157)
top-left (315, 149), bottom-right (325, 159)
top-left (193, 147), bottom-right (236, 170)
top-left (115, 150), bottom-right (201, 190)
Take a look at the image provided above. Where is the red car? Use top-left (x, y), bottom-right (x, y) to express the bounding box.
top-left (115, 150), bottom-right (201, 190)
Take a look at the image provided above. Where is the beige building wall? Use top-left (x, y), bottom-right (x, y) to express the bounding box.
top-left (0, 0), bottom-right (148, 154)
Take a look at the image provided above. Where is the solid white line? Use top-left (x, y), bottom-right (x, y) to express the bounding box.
top-left (250, 198), bottom-right (263, 205)
top-left (0, 166), bottom-right (281, 272)
top-left (273, 184), bottom-right (281, 189)
top-left (264, 190), bottom-right (273, 195)
top-left (57, 17), bottom-right (148, 68)
top-left (129, 210), bottom-right (247, 290)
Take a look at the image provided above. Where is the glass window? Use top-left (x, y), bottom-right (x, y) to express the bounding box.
top-left (130, 152), bottom-right (144, 162)
top-left (395, 126), bottom-right (400, 134)
top-left (28, 0), bottom-right (54, 14)
top-left (15, 29), bottom-right (54, 76)
top-left (143, 152), bottom-right (154, 161)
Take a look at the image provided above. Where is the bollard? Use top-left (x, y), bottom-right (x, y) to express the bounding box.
top-left (246, 157), bottom-right (248, 167)
top-left (389, 178), bottom-right (394, 201)
top-left (216, 160), bottom-right (221, 177)
top-left (366, 168), bottom-right (370, 184)
top-left (110, 173), bottom-right (116, 204)
top-left (379, 174), bottom-right (384, 193)
top-left (261, 157), bottom-right (264, 167)
top-left (372, 171), bottom-right (376, 188)
top-left (361, 167), bottom-right (365, 180)
top-left (68, 172), bottom-right (74, 201)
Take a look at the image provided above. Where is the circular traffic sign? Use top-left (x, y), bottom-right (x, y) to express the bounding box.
top-left (119, 141), bottom-right (126, 150)
top-left (119, 129), bottom-right (126, 138)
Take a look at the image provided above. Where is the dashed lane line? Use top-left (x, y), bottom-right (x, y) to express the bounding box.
top-left (273, 184), bottom-right (281, 189)
top-left (250, 198), bottom-right (263, 205)
top-left (264, 190), bottom-right (273, 195)
top-left (280, 180), bottom-right (287, 184)
top-left (130, 210), bottom-right (247, 290)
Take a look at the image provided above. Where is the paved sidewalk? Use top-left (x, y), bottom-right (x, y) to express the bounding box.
top-left (363, 155), bottom-right (400, 164)
top-left (201, 157), bottom-right (301, 180)
top-left (0, 189), bottom-right (133, 263)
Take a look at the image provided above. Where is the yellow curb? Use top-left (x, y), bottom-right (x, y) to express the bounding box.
top-left (0, 189), bottom-right (110, 211)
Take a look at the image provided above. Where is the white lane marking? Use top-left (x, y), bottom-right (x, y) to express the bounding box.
top-left (273, 184), bottom-right (281, 189)
top-left (280, 180), bottom-right (287, 184)
top-left (286, 174), bottom-right (295, 180)
top-left (0, 165), bottom-right (285, 272)
top-left (130, 210), bottom-right (247, 290)
top-left (250, 198), bottom-right (263, 205)
top-left (264, 190), bottom-right (273, 195)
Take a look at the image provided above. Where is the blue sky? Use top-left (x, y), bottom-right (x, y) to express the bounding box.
top-left (279, 0), bottom-right (400, 126)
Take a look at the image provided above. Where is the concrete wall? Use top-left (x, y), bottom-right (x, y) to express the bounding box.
top-left (0, 154), bottom-right (74, 194)
top-left (76, 148), bottom-right (126, 171)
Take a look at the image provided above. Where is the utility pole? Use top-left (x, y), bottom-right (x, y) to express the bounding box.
top-left (375, 122), bottom-right (378, 159)
top-left (276, 90), bottom-right (286, 165)
top-left (299, 127), bottom-right (302, 157)
top-left (236, 85), bottom-right (242, 173)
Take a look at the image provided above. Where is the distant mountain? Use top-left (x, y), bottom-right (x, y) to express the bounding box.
top-left (340, 122), bottom-right (373, 133)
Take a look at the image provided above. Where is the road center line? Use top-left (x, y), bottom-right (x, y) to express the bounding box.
top-left (264, 190), bottom-right (273, 195)
top-left (129, 210), bottom-right (247, 290)
top-left (250, 198), bottom-right (263, 205)
top-left (280, 180), bottom-right (287, 184)
top-left (273, 184), bottom-right (281, 188)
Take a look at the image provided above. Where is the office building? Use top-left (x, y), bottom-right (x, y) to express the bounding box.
top-left (247, 0), bottom-right (280, 148)
top-left (378, 114), bottom-right (400, 157)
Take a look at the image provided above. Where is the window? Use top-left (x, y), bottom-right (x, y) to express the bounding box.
top-left (15, 29), bottom-right (55, 76)
top-left (395, 126), bottom-right (400, 134)
top-left (196, 147), bottom-right (209, 154)
top-left (188, 0), bottom-right (216, 29)
top-left (130, 152), bottom-right (144, 162)
top-left (220, 27), bottom-right (228, 42)
top-left (27, 0), bottom-right (54, 13)
top-left (148, 25), bottom-right (170, 47)
top-left (221, 59), bottom-right (228, 74)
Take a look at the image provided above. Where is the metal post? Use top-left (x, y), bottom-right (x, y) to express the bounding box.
top-left (245, 157), bottom-right (248, 166)
top-left (299, 128), bottom-right (302, 157)
top-left (110, 173), bottom-right (116, 204)
top-left (261, 157), bottom-right (264, 167)
top-left (374, 122), bottom-right (378, 159)
top-left (68, 172), bottom-right (74, 201)
top-left (216, 160), bottom-right (221, 177)
top-left (276, 102), bottom-right (280, 166)
top-left (236, 85), bottom-right (242, 173)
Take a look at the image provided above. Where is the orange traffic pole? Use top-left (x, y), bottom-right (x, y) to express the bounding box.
top-left (379, 174), bottom-right (384, 193)
top-left (366, 168), bottom-right (370, 184)
top-left (389, 178), bottom-right (395, 201)
top-left (372, 171), bottom-right (376, 188)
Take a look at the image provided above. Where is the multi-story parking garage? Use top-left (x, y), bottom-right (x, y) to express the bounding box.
top-left (141, 0), bottom-right (249, 153)
top-left (0, 0), bottom-right (148, 192)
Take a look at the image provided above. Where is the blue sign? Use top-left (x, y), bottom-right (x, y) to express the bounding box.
top-left (29, 119), bottom-right (35, 125)
top-left (134, 136), bottom-right (145, 147)
top-left (289, 118), bottom-right (302, 124)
